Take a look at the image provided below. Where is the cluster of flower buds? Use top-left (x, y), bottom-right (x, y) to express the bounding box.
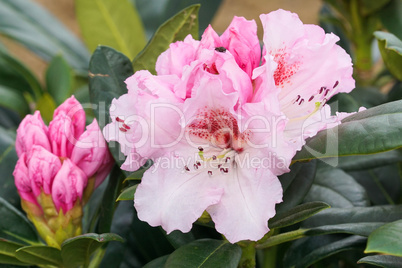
top-left (13, 96), bottom-right (114, 248)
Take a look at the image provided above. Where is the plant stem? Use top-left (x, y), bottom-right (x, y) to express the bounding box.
top-left (238, 241), bottom-right (256, 268)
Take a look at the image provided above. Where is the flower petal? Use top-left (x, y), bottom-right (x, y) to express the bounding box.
top-left (135, 156), bottom-right (223, 233)
top-left (207, 158), bottom-right (283, 243)
top-left (13, 153), bottom-right (38, 204)
top-left (15, 111), bottom-right (50, 157)
top-left (53, 96), bottom-right (86, 140)
top-left (28, 145), bottom-right (61, 196)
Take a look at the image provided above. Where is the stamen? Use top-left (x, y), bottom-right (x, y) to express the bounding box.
top-left (215, 47), bottom-right (226, 52)
top-left (198, 147), bottom-right (204, 152)
top-left (119, 127), bottom-right (127, 132)
top-left (324, 89), bottom-right (330, 97)
top-left (208, 171), bottom-right (213, 176)
top-left (196, 161), bottom-right (201, 166)
top-left (116, 117), bottom-right (124, 123)
top-left (299, 99), bottom-right (304, 105)
top-left (308, 96), bottom-right (314, 102)
top-left (122, 123), bottom-right (130, 130)
top-left (333, 81), bottom-right (339, 88)
top-left (319, 87), bottom-right (326, 94)
top-left (194, 164), bottom-right (199, 170)
top-left (212, 155), bottom-right (217, 160)
top-left (225, 157), bottom-right (230, 163)
top-left (184, 166), bottom-right (190, 172)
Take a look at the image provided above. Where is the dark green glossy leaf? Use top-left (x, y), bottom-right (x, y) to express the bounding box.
top-left (358, 255), bottom-right (402, 268)
top-left (365, 219), bottom-right (402, 256)
top-left (45, 55), bottom-right (74, 105)
top-left (15, 246), bottom-right (62, 266)
top-left (302, 205), bottom-right (402, 228)
top-left (374, 31), bottom-right (402, 81)
top-left (116, 184), bottom-right (137, 201)
top-left (0, 197), bottom-right (39, 244)
top-left (379, 0), bottom-right (402, 39)
top-left (76, 0), bottom-right (146, 59)
top-left (283, 235), bottom-right (366, 268)
top-left (0, 0), bottom-right (90, 73)
top-left (303, 167), bottom-right (370, 208)
top-left (336, 150), bottom-right (402, 171)
top-left (269, 201), bottom-right (330, 229)
top-left (165, 239), bottom-right (242, 268)
top-left (276, 160), bottom-right (317, 214)
top-left (0, 127), bottom-right (20, 207)
top-left (61, 233), bottom-right (124, 268)
top-left (293, 100), bottom-right (402, 162)
top-left (144, 255), bottom-right (169, 268)
top-left (165, 230), bottom-right (196, 249)
top-left (0, 240), bottom-right (28, 266)
top-left (97, 166), bottom-right (126, 234)
top-left (0, 85), bottom-right (29, 117)
top-left (348, 164), bottom-right (401, 205)
top-left (0, 45), bottom-right (42, 100)
top-left (133, 5), bottom-right (200, 74)
top-left (88, 45), bottom-right (133, 168)
top-left (124, 161), bottom-right (152, 181)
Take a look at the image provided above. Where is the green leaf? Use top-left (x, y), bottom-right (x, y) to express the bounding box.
top-left (365, 219), bottom-right (402, 256)
top-left (124, 161), bottom-right (152, 181)
top-left (144, 255), bottom-right (169, 268)
top-left (360, 0), bottom-right (391, 15)
top-left (302, 205), bottom-right (402, 228)
top-left (133, 4), bottom-right (200, 74)
top-left (88, 46), bottom-right (133, 168)
top-left (374, 31), bottom-right (402, 81)
top-left (293, 100), bottom-right (402, 162)
top-left (35, 93), bottom-right (57, 124)
top-left (303, 167), bottom-right (370, 208)
top-left (165, 239), bottom-right (242, 268)
top-left (0, 240), bottom-right (28, 266)
top-left (0, 46), bottom-right (42, 100)
top-left (96, 166), bottom-right (126, 234)
top-left (134, 0), bottom-right (222, 38)
top-left (116, 184), bottom-right (137, 201)
top-left (0, 197), bottom-right (39, 244)
top-left (165, 230), bottom-right (196, 249)
top-left (15, 246), bottom-right (62, 266)
top-left (0, 127), bottom-right (19, 207)
top-left (269, 201), bottom-right (330, 229)
top-left (283, 235), bottom-right (366, 268)
top-left (0, 0), bottom-right (90, 73)
top-left (336, 150), bottom-right (402, 171)
top-left (45, 55), bottom-right (74, 105)
top-left (379, 0), bottom-right (402, 40)
top-left (0, 85), bottom-right (30, 117)
top-left (358, 255), bottom-right (402, 268)
top-left (276, 160), bottom-right (317, 214)
top-left (61, 233), bottom-right (124, 268)
top-left (76, 0), bottom-right (146, 59)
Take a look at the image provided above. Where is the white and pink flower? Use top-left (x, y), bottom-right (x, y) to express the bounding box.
top-left (103, 9), bottom-right (355, 243)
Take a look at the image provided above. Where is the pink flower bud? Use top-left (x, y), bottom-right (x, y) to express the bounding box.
top-left (48, 113), bottom-right (75, 157)
top-left (71, 119), bottom-right (113, 187)
top-left (53, 96), bottom-right (86, 140)
top-left (51, 159), bottom-right (87, 213)
top-left (13, 153), bottom-right (37, 205)
top-left (28, 145), bottom-right (62, 196)
top-left (15, 111), bottom-right (50, 157)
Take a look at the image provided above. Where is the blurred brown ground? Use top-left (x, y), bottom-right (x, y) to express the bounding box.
top-left (2, 0), bottom-right (321, 83)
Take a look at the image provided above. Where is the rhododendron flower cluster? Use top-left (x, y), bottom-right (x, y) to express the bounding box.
top-left (103, 9), bottom-right (355, 243)
top-left (13, 96), bottom-right (113, 247)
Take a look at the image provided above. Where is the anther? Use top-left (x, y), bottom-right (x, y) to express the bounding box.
top-left (119, 127), bottom-right (127, 132)
top-left (308, 96), bottom-right (314, 102)
top-left (215, 47), bottom-right (226, 52)
top-left (194, 164), bottom-right (199, 170)
top-left (196, 161), bottom-right (201, 166)
top-left (116, 117), bottom-right (124, 123)
top-left (212, 155), bottom-right (217, 160)
top-left (208, 171), bottom-right (213, 176)
top-left (122, 123), bottom-right (130, 130)
top-left (225, 157), bottom-right (230, 162)
top-left (184, 166), bottom-right (190, 172)
top-left (324, 89), bottom-right (330, 97)
top-left (198, 146), bottom-right (204, 152)
top-left (319, 87), bottom-right (326, 94)
top-left (299, 99), bottom-right (304, 105)
top-left (333, 81), bottom-right (339, 88)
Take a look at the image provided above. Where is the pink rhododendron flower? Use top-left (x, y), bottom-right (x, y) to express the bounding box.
top-left (13, 96), bottom-right (114, 247)
top-left (103, 9), bottom-right (355, 243)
